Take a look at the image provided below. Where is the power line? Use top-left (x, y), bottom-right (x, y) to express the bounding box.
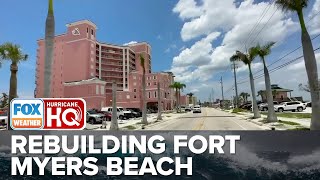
top-left (248, 6), bottom-right (280, 46)
top-left (226, 46), bottom-right (320, 92)
top-left (240, 1), bottom-right (274, 52)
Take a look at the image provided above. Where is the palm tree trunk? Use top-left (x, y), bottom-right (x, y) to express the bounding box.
top-left (297, 10), bottom-right (320, 130)
top-left (175, 89), bottom-right (179, 112)
top-left (249, 64), bottom-right (261, 118)
top-left (7, 63), bottom-right (18, 130)
top-left (157, 82), bottom-right (162, 120)
top-left (44, 0), bottom-right (55, 98)
top-left (110, 81), bottom-right (118, 130)
top-left (262, 58), bottom-right (277, 122)
top-left (141, 71), bottom-right (148, 124)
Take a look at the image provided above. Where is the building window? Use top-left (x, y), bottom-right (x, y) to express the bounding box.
top-left (96, 85), bottom-right (99, 95)
top-left (154, 91), bottom-right (157, 98)
top-left (101, 86), bottom-right (104, 95)
top-left (134, 95), bottom-right (137, 99)
top-left (153, 76), bottom-right (156, 80)
top-left (147, 83), bottom-right (151, 86)
top-left (154, 82), bottom-right (157, 85)
top-left (134, 89), bottom-right (137, 92)
top-left (148, 92), bottom-right (151, 99)
top-left (91, 29), bottom-right (94, 35)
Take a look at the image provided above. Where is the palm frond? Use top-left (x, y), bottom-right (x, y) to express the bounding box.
top-left (275, 0), bottom-right (308, 12)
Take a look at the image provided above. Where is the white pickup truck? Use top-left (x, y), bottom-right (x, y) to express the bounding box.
top-left (274, 101), bottom-right (306, 112)
top-left (101, 107), bottom-right (132, 120)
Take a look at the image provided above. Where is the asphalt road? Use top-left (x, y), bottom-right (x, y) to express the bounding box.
top-left (146, 108), bottom-right (265, 130)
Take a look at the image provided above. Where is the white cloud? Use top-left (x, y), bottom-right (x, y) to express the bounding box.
top-left (171, 0), bottom-right (298, 88)
top-left (170, 0), bottom-right (320, 102)
top-left (123, 41), bottom-right (138, 46)
top-left (173, 0), bottom-right (204, 20)
top-left (172, 32), bottom-right (220, 67)
top-left (308, 0), bottom-right (320, 35)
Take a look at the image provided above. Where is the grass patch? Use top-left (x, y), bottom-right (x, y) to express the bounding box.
top-left (261, 112), bottom-right (311, 119)
top-left (232, 108), bottom-right (245, 113)
top-left (279, 120), bottom-right (300, 126)
top-left (123, 125), bottom-right (136, 130)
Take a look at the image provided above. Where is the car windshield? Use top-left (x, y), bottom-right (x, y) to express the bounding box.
top-left (280, 102), bottom-right (286, 105)
top-left (87, 110), bottom-right (98, 114)
top-left (119, 108), bottom-right (124, 111)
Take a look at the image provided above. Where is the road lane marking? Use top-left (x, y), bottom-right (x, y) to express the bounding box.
top-left (192, 109), bottom-right (207, 130)
top-left (228, 117), bottom-right (247, 130)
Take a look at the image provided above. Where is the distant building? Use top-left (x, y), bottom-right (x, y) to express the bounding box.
top-left (258, 84), bottom-right (294, 102)
top-left (35, 20), bottom-right (176, 110)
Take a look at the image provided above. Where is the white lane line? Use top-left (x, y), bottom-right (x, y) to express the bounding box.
top-left (228, 117), bottom-right (247, 130)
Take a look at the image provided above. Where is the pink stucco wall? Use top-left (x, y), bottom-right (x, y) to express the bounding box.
top-left (35, 20), bottom-right (176, 110)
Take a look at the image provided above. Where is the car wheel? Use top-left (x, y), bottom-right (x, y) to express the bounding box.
top-left (297, 107), bottom-right (303, 112)
top-left (278, 108), bottom-right (284, 113)
top-left (89, 118), bottom-right (95, 124)
top-left (119, 115), bottom-right (124, 120)
top-left (263, 107), bottom-right (268, 111)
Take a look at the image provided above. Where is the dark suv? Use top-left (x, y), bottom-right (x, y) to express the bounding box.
top-left (126, 108), bottom-right (142, 117)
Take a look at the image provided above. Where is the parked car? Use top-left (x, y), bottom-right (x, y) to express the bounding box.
top-left (89, 109), bottom-right (112, 121)
top-left (0, 111), bottom-right (8, 126)
top-left (86, 110), bottom-right (105, 124)
top-left (185, 107), bottom-right (192, 112)
top-left (259, 101), bottom-right (280, 111)
top-left (126, 108), bottom-right (142, 118)
top-left (101, 107), bottom-right (132, 120)
top-left (274, 101), bottom-right (306, 112)
top-left (193, 105), bottom-right (202, 113)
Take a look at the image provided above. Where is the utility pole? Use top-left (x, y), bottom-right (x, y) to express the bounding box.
top-left (232, 61), bottom-right (239, 108)
top-left (220, 76), bottom-right (224, 108)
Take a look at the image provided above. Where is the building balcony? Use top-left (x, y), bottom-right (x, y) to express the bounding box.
top-left (101, 75), bottom-right (123, 78)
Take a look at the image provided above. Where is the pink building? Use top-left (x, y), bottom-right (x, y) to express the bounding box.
top-left (35, 20), bottom-right (176, 110)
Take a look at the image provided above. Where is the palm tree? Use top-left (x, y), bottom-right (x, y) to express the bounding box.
top-left (169, 82), bottom-right (186, 112)
top-left (0, 43), bottom-right (28, 127)
top-left (187, 92), bottom-right (194, 105)
top-left (239, 92), bottom-right (250, 103)
top-left (109, 81), bottom-right (119, 130)
top-left (230, 48), bottom-right (261, 118)
top-left (140, 55), bottom-right (148, 124)
top-left (254, 42), bottom-right (277, 122)
top-left (44, 0), bottom-right (55, 98)
top-left (257, 90), bottom-right (264, 101)
top-left (275, 0), bottom-right (319, 129)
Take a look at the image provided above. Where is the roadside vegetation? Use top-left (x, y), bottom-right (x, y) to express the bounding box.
top-left (261, 112), bottom-right (311, 119)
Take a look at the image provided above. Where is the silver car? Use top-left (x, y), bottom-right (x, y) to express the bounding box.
top-left (86, 110), bottom-right (105, 124)
top-left (193, 105), bottom-right (202, 113)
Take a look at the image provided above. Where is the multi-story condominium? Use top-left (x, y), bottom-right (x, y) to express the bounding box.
top-left (35, 20), bottom-right (175, 110)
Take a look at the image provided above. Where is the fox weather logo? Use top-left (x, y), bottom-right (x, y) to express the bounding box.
top-left (10, 99), bottom-right (44, 130)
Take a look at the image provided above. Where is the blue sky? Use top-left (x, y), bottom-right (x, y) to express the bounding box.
top-left (0, 0), bottom-right (320, 101)
top-left (0, 0), bottom-right (187, 97)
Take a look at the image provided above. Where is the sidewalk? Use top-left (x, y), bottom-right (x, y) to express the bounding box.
top-left (222, 109), bottom-right (310, 130)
